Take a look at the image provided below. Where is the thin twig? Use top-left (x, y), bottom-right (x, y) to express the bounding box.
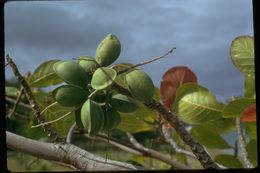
top-left (236, 118), bottom-right (254, 168)
top-left (31, 111), bottom-right (72, 128)
top-left (6, 55), bottom-right (63, 142)
top-left (126, 132), bottom-right (191, 169)
top-left (6, 96), bottom-right (32, 109)
top-left (7, 87), bottom-right (25, 118)
top-left (161, 123), bottom-right (195, 159)
top-left (66, 122), bottom-right (77, 143)
top-left (112, 83), bottom-right (220, 169)
top-left (6, 109), bottom-right (31, 122)
top-left (117, 47), bottom-right (176, 74)
top-left (84, 132), bottom-right (190, 169)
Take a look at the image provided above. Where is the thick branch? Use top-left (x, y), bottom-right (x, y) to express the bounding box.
top-left (6, 55), bottom-right (62, 142)
top-left (236, 118), bottom-right (254, 168)
top-left (6, 131), bottom-right (143, 171)
top-left (112, 83), bottom-right (220, 169)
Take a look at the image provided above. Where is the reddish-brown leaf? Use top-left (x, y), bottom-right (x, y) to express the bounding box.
top-left (160, 66), bottom-right (197, 110)
top-left (240, 103), bottom-right (256, 122)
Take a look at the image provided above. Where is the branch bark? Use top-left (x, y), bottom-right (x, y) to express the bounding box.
top-left (6, 55), bottom-right (62, 142)
top-left (235, 118), bottom-right (254, 168)
top-left (112, 83), bottom-right (220, 169)
top-left (161, 123), bottom-right (195, 158)
top-left (6, 131), bottom-right (144, 171)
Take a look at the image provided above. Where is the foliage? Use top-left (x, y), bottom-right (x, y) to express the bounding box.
top-left (6, 34), bottom-right (256, 170)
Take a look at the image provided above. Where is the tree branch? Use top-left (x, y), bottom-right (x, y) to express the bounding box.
top-left (6, 96), bottom-right (32, 110)
top-left (85, 132), bottom-right (190, 169)
top-left (7, 87), bottom-right (24, 118)
top-left (6, 55), bottom-right (63, 142)
top-left (6, 131), bottom-right (144, 171)
top-left (235, 118), bottom-right (254, 168)
top-left (161, 123), bottom-right (195, 158)
top-left (126, 132), bottom-right (191, 169)
top-left (112, 83), bottom-right (220, 169)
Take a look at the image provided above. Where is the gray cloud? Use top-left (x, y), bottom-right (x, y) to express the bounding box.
top-left (4, 0), bottom-right (253, 101)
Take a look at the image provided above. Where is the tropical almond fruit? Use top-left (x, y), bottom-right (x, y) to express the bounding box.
top-left (91, 67), bottom-right (117, 90)
top-left (78, 56), bottom-right (98, 74)
top-left (102, 106), bottom-right (121, 131)
top-left (126, 69), bottom-right (154, 103)
top-left (95, 34), bottom-right (121, 66)
top-left (81, 99), bottom-right (104, 136)
top-left (110, 94), bottom-right (138, 113)
top-left (53, 61), bottom-right (89, 89)
top-left (52, 85), bottom-right (87, 107)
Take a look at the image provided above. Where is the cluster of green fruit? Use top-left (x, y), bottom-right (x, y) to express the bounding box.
top-left (51, 34), bottom-right (155, 136)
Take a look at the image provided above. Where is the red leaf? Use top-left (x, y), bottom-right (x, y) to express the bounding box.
top-left (160, 66), bottom-right (197, 110)
top-left (240, 103), bottom-right (256, 122)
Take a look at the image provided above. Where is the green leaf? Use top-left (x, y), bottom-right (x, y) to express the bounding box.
top-left (244, 73), bottom-right (255, 99)
top-left (117, 103), bottom-right (156, 133)
top-left (199, 118), bottom-right (236, 134)
top-left (153, 86), bottom-right (161, 101)
top-left (191, 126), bottom-right (232, 149)
top-left (28, 59), bottom-right (63, 88)
top-left (245, 122), bottom-right (257, 140)
top-left (172, 83), bottom-right (223, 124)
top-left (246, 140), bottom-right (257, 166)
top-left (230, 36), bottom-right (254, 74)
top-left (5, 86), bottom-right (19, 97)
top-left (223, 98), bottom-right (255, 118)
top-left (214, 154), bottom-right (243, 168)
top-left (33, 90), bottom-right (75, 136)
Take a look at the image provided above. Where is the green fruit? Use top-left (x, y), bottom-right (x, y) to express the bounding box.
top-left (78, 57), bottom-right (98, 74)
top-left (102, 106), bottom-right (121, 131)
top-left (75, 108), bottom-right (84, 128)
top-left (52, 85), bottom-right (87, 107)
top-left (81, 99), bottom-right (104, 136)
top-left (126, 69), bottom-right (154, 103)
top-left (110, 94), bottom-right (138, 113)
top-left (112, 63), bottom-right (135, 88)
top-left (95, 34), bottom-right (121, 66)
top-left (53, 61), bottom-right (89, 88)
top-left (91, 67), bottom-right (117, 90)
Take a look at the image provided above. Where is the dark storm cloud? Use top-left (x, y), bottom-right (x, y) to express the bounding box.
top-left (4, 0), bottom-right (253, 101)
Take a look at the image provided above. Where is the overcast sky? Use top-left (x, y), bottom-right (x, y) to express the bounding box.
top-left (4, 0), bottom-right (254, 102)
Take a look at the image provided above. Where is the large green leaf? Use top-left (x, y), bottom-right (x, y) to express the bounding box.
top-left (117, 102), bottom-right (157, 133)
top-left (244, 73), bottom-right (255, 99)
top-left (230, 36), bottom-right (254, 74)
top-left (33, 91), bottom-right (75, 136)
top-left (199, 118), bottom-right (236, 134)
top-left (191, 126), bottom-right (232, 149)
top-left (28, 59), bottom-right (63, 88)
top-left (172, 83), bottom-right (223, 124)
top-left (214, 154), bottom-right (243, 168)
top-left (246, 140), bottom-right (258, 166)
top-left (245, 122), bottom-right (257, 140)
top-left (223, 98), bottom-right (255, 118)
